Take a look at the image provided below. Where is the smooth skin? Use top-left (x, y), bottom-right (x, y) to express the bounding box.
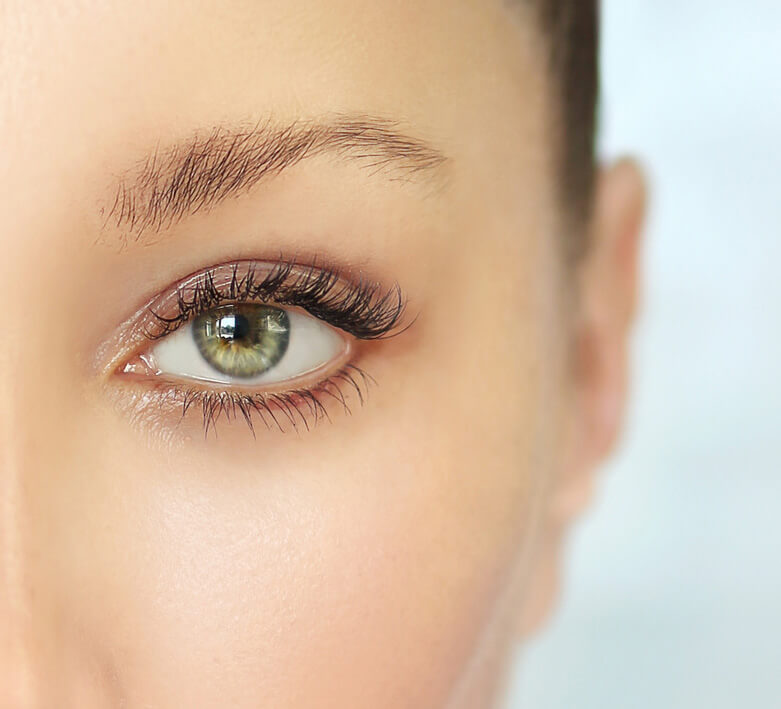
top-left (0, 1), bottom-right (645, 707)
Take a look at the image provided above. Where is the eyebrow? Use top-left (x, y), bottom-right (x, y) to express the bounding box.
top-left (102, 114), bottom-right (450, 239)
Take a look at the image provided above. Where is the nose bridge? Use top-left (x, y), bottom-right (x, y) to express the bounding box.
top-left (0, 302), bottom-right (39, 705)
top-left (0, 246), bottom-right (77, 705)
top-left (0, 71), bottom-right (89, 706)
top-left (0, 247), bottom-right (121, 707)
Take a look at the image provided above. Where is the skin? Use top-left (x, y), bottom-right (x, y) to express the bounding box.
top-left (0, 1), bottom-right (645, 707)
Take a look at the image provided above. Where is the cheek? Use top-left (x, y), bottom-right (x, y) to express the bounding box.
top-left (61, 415), bottom-right (538, 707)
top-left (44, 320), bottom-right (550, 708)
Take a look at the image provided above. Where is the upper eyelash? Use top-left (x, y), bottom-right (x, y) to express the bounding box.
top-left (145, 258), bottom-right (409, 341)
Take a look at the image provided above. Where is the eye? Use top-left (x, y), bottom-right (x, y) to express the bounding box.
top-left (111, 259), bottom-right (408, 436)
top-left (149, 303), bottom-right (348, 387)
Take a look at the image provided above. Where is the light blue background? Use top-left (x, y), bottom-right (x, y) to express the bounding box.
top-left (505, 1), bottom-right (781, 707)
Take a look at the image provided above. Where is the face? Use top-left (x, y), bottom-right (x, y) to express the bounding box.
top-left (0, 1), bottom-right (643, 706)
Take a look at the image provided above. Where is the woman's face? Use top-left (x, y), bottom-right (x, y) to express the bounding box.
top-left (0, 0), bottom-right (641, 706)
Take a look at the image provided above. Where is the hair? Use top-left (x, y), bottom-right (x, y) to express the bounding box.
top-left (512, 0), bottom-right (599, 259)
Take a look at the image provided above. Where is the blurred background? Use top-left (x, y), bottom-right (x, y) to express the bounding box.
top-left (505, 1), bottom-right (781, 707)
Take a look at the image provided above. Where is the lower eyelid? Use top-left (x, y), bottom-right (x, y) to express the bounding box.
top-left (113, 362), bottom-right (376, 438)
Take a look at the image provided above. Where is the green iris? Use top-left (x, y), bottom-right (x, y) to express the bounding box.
top-left (192, 304), bottom-right (290, 378)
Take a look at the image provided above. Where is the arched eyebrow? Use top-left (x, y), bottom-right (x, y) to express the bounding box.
top-left (101, 114), bottom-right (450, 240)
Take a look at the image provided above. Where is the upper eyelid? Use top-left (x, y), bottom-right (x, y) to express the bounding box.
top-left (145, 259), bottom-right (409, 341)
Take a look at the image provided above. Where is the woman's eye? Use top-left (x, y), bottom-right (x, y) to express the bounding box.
top-left (149, 303), bottom-right (348, 386)
top-left (112, 260), bottom-right (407, 434)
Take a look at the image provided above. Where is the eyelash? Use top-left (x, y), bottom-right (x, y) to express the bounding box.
top-left (166, 364), bottom-right (377, 437)
top-left (128, 258), bottom-right (408, 437)
top-left (145, 259), bottom-right (408, 341)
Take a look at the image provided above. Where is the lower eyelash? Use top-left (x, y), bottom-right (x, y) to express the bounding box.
top-left (158, 364), bottom-right (376, 438)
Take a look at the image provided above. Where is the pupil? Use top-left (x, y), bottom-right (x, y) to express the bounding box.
top-left (217, 313), bottom-right (250, 341)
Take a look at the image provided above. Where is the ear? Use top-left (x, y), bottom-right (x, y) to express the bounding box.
top-left (518, 158), bottom-right (647, 636)
top-left (573, 157), bottom-right (647, 466)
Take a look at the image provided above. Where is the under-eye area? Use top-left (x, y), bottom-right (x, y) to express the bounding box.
top-left (111, 258), bottom-right (409, 436)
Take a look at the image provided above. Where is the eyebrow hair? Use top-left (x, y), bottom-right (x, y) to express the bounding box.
top-left (102, 114), bottom-right (450, 239)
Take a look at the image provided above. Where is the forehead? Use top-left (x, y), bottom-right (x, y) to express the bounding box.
top-left (1, 0), bottom-right (556, 257)
top-left (4, 1), bottom-right (539, 101)
top-left (2, 2), bottom-right (548, 149)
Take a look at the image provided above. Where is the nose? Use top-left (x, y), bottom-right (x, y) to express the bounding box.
top-left (0, 272), bottom-right (120, 708)
top-left (0, 336), bottom-right (39, 706)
